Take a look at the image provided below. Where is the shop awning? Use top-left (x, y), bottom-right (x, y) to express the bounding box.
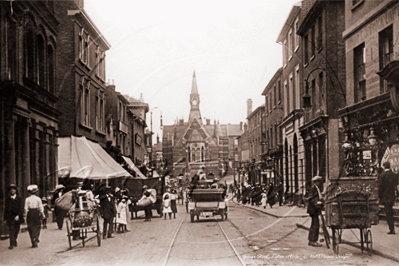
top-left (122, 156), bottom-right (147, 179)
top-left (58, 136), bottom-right (131, 179)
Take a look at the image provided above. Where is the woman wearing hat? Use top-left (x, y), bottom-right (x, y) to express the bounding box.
top-left (305, 176), bottom-right (324, 247)
top-left (4, 184), bottom-right (24, 249)
top-left (24, 185), bottom-right (45, 248)
top-left (52, 184), bottom-right (66, 230)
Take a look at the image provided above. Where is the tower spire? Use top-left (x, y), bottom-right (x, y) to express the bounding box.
top-left (189, 70), bottom-right (202, 124)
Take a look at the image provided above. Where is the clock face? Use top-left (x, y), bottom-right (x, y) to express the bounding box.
top-left (192, 100), bottom-right (198, 105)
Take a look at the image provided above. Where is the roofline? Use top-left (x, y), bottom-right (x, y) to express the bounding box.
top-left (68, 9), bottom-right (111, 50)
top-left (246, 105), bottom-right (265, 120)
top-left (261, 68), bottom-right (283, 95)
top-left (276, 3), bottom-right (301, 44)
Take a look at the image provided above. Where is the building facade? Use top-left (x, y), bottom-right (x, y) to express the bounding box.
top-left (162, 72), bottom-right (242, 180)
top-left (0, 0), bottom-right (60, 215)
top-left (55, 0), bottom-right (110, 149)
top-left (277, 3), bottom-right (306, 204)
top-left (340, 0), bottom-right (399, 210)
top-left (262, 68), bottom-right (285, 189)
top-left (297, 0), bottom-right (347, 190)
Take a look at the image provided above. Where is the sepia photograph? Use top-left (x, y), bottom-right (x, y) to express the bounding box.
top-left (0, 0), bottom-right (399, 265)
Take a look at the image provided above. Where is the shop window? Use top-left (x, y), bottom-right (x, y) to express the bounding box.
top-left (354, 43), bottom-right (366, 103)
top-left (379, 25), bottom-right (393, 94)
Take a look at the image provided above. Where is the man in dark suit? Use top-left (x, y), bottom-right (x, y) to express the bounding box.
top-left (379, 161), bottom-right (398, 234)
top-left (306, 176), bottom-right (324, 247)
top-left (4, 184), bottom-right (24, 249)
top-left (100, 186), bottom-right (117, 239)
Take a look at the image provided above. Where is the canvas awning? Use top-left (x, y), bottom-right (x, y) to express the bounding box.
top-left (122, 156), bottom-right (147, 179)
top-left (58, 136), bottom-right (131, 179)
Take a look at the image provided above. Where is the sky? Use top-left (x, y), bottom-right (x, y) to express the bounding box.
top-left (84, 0), bottom-right (300, 141)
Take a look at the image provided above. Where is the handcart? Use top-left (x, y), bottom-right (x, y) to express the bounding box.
top-left (325, 177), bottom-right (379, 255)
top-left (65, 191), bottom-right (101, 249)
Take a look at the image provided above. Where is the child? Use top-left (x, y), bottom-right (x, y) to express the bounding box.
top-left (261, 191), bottom-right (267, 209)
top-left (41, 197), bottom-right (51, 229)
top-left (116, 197), bottom-right (127, 233)
top-left (163, 194), bottom-right (172, 219)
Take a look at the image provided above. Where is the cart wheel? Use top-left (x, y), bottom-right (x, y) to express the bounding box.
top-left (367, 230), bottom-right (372, 256)
top-left (190, 211), bottom-right (194, 223)
top-left (96, 217), bottom-right (101, 247)
top-left (66, 219), bottom-right (72, 249)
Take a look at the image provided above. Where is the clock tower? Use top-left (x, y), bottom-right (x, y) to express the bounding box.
top-left (189, 71), bottom-right (202, 124)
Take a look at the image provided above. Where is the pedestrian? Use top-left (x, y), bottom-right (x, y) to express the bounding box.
top-left (140, 185), bottom-right (156, 222)
top-left (163, 194), bottom-right (172, 219)
top-left (267, 183), bottom-right (276, 208)
top-left (41, 197), bottom-right (51, 229)
top-left (52, 184), bottom-right (66, 230)
top-left (277, 181), bottom-right (284, 206)
top-left (4, 184), bottom-right (24, 249)
top-left (305, 176), bottom-right (324, 247)
top-left (100, 186), bottom-right (116, 239)
top-left (24, 185), bottom-right (45, 248)
top-left (170, 189), bottom-right (178, 219)
top-left (116, 196), bottom-right (128, 233)
top-left (261, 189), bottom-right (267, 209)
top-left (379, 161), bottom-right (398, 234)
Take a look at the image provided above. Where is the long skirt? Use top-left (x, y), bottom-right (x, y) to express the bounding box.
top-left (27, 209), bottom-right (41, 246)
top-left (171, 200), bottom-right (177, 214)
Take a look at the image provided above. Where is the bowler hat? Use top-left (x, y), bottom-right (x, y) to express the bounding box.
top-left (41, 197), bottom-right (47, 202)
top-left (8, 184), bottom-right (17, 190)
top-left (55, 184), bottom-right (65, 190)
top-left (27, 184), bottom-right (39, 194)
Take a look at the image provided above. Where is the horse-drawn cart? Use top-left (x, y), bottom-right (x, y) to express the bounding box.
top-left (65, 191), bottom-right (101, 249)
top-left (325, 177), bottom-right (379, 255)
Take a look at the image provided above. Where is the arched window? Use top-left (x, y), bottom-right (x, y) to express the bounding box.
top-left (38, 34), bottom-right (46, 87)
top-left (187, 147), bottom-right (191, 162)
top-left (25, 22), bottom-right (35, 80)
top-left (48, 44), bottom-right (55, 93)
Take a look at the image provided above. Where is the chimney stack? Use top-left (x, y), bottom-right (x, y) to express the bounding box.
top-left (247, 99), bottom-right (253, 117)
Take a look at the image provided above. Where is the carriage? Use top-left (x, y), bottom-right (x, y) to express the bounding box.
top-left (325, 176), bottom-right (379, 255)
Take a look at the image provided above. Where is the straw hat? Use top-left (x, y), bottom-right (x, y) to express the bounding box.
top-left (312, 176), bottom-right (323, 182)
top-left (55, 184), bottom-right (65, 190)
top-left (27, 185), bottom-right (39, 194)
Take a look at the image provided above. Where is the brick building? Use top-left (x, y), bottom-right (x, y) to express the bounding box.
top-left (297, 0), bottom-right (346, 188)
top-left (55, 0), bottom-right (110, 149)
top-left (0, 0), bottom-right (60, 215)
top-left (162, 72), bottom-right (242, 180)
top-left (277, 2), bottom-right (306, 204)
top-left (339, 0), bottom-right (399, 211)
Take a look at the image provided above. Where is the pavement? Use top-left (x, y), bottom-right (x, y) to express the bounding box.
top-left (232, 198), bottom-right (399, 263)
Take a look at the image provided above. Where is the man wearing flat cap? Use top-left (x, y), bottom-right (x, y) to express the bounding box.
top-left (305, 176), bottom-right (324, 247)
top-left (4, 184), bottom-right (24, 249)
top-left (24, 185), bottom-right (45, 248)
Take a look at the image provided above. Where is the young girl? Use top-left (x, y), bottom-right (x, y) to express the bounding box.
top-left (261, 190), bottom-right (267, 209)
top-left (163, 194), bottom-right (172, 219)
top-left (116, 197), bottom-right (127, 233)
top-left (41, 197), bottom-right (51, 229)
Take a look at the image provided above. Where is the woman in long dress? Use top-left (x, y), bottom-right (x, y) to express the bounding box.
top-left (170, 189), bottom-right (178, 219)
top-left (163, 194), bottom-right (172, 219)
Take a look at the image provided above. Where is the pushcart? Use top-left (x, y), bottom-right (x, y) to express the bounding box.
top-left (325, 177), bottom-right (379, 255)
top-left (65, 192), bottom-right (101, 249)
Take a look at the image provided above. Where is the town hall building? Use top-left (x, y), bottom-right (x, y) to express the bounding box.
top-left (162, 72), bottom-right (242, 180)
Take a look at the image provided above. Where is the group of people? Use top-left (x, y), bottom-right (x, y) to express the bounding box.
top-left (234, 182), bottom-right (283, 209)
